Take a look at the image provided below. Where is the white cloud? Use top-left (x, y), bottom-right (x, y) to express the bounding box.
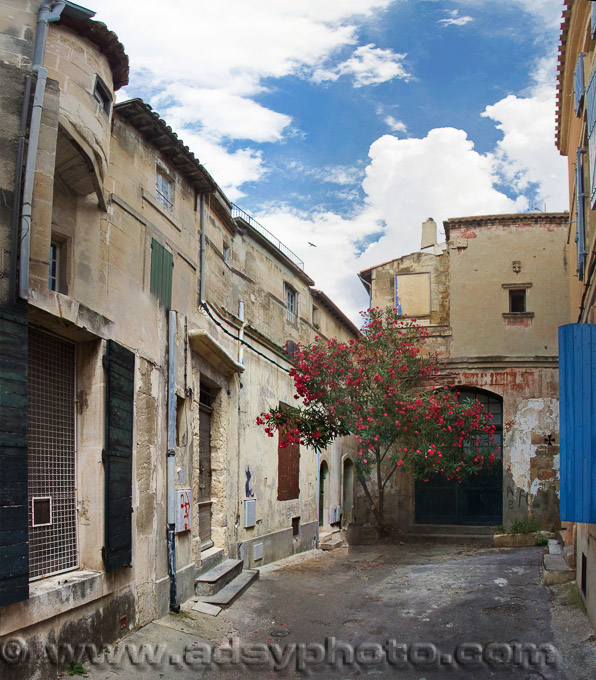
top-left (313, 44), bottom-right (410, 87)
top-left (453, 0), bottom-right (561, 30)
top-left (385, 116), bottom-right (408, 134)
top-left (481, 56), bottom-right (569, 212)
top-left (438, 10), bottom-right (473, 27)
top-left (153, 86), bottom-right (292, 143)
top-left (96, 0), bottom-right (396, 198)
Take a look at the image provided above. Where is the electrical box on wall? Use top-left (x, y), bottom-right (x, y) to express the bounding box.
top-left (244, 499), bottom-right (257, 528)
top-left (175, 488), bottom-right (191, 533)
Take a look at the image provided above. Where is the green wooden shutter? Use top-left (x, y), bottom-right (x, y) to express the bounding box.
top-left (0, 311), bottom-right (29, 605)
top-left (150, 239), bottom-right (173, 310)
top-left (103, 340), bottom-right (135, 572)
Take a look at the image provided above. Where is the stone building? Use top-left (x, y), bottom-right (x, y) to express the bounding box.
top-left (0, 2), bottom-right (358, 677)
top-left (358, 213), bottom-right (569, 533)
top-left (554, 0), bottom-right (596, 632)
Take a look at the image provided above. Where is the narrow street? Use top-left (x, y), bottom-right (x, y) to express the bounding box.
top-left (85, 544), bottom-right (596, 679)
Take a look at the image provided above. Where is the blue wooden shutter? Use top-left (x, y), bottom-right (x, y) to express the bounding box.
top-left (0, 311), bottom-right (29, 606)
top-left (103, 340), bottom-right (135, 572)
top-left (587, 66), bottom-right (596, 207)
top-left (150, 239), bottom-right (173, 310)
top-left (558, 324), bottom-right (596, 524)
top-left (592, 2), bottom-right (596, 39)
top-left (576, 148), bottom-right (586, 280)
top-left (575, 53), bottom-right (585, 116)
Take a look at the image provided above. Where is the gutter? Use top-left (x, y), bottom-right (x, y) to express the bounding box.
top-left (167, 309), bottom-right (180, 612)
top-left (18, 1), bottom-right (66, 300)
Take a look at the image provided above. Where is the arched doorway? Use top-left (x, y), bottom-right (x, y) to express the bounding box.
top-left (415, 388), bottom-right (503, 525)
top-left (319, 461), bottom-right (329, 527)
top-left (342, 459), bottom-right (354, 526)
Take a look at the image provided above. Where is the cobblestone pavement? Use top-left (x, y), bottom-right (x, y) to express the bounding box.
top-left (84, 543), bottom-right (596, 679)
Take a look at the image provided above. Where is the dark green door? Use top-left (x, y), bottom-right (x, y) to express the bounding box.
top-left (415, 389), bottom-right (503, 525)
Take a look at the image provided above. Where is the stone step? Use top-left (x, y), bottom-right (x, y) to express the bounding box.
top-left (409, 524), bottom-right (497, 536)
top-left (541, 554), bottom-right (575, 586)
top-left (563, 545), bottom-right (576, 569)
top-left (200, 570), bottom-right (259, 607)
top-left (320, 537), bottom-right (344, 551)
top-left (195, 558), bottom-right (243, 596)
top-left (399, 533), bottom-right (494, 546)
top-left (548, 539), bottom-right (563, 555)
top-left (199, 546), bottom-right (225, 574)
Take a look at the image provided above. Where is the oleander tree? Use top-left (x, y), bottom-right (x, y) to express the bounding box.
top-left (257, 307), bottom-right (498, 535)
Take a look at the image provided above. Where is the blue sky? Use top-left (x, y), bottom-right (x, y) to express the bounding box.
top-left (96, 0), bottom-right (568, 321)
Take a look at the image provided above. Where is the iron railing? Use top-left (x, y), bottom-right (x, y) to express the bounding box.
top-left (231, 203), bottom-right (304, 270)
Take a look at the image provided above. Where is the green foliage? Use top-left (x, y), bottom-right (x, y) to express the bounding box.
top-left (66, 662), bottom-right (88, 677)
top-left (535, 535), bottom-right (548, 546)
top-left (508, 517), bottom-right (542, 534)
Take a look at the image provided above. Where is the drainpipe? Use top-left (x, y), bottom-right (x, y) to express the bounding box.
top-left (199, 194), bottom-right (206, 304)
top-left (316, 450), bottom-right (321, 547)
top-left (9, 75), bottom-right (33, 305)
top-left (238, 300), bottom-right (246, 364)
top-left (19, 1), bottom-right (66, 300)
top-left (167, 309), bottom-right (180, 612)
top-left (357, 273), bottom-right (372, 308)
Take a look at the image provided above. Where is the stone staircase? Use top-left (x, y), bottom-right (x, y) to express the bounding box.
top-left (400, 523), bottom-right (497, 546)
top-left (189, 547), bottom-right (259, 616)
top-left (541, 537), bottom-right (576, 586)
top-left (319, 529), bottom-right (344, 551)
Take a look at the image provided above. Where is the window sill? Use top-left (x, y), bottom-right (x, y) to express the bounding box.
top-left (502, 312), bottom-right (534, 319)
top-left (0, 570), bottom-right (105, 636)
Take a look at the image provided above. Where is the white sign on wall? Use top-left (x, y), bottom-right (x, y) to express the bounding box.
top-left (175, 488), bottom-right (192, 533)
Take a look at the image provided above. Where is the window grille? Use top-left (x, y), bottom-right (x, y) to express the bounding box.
top-left (28, 330), bottom-right (77, 580)
top-left (49, 241), bottom-right (60, 291)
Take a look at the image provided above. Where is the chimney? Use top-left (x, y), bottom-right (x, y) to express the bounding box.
top-left (421, 218), bottom-right (437, 250)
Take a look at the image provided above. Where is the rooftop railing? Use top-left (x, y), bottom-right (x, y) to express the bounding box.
top-left (231, 203), bottom-right (304, 270)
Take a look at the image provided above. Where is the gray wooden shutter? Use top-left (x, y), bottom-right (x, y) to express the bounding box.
top-left (0, 311), bottom-right (29, 605)
top-left (103, 340), bottom-right (135, 572)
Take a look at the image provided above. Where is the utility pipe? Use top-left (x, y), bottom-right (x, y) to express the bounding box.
top-left (9, 75), bottom-right (33, 304)
top-left (238, 299), bottom-right (246, 364)
top-left (19, 1), bottom-right (66, 300)
top-left (167, 309), bottom-right (180, 612)
top-left (199, 193), bottom-right (206, 304)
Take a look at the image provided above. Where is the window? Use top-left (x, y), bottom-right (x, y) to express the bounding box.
top-left (284, 340), bottom-right (299, 360)
top-left (150, 238), bottom-right (173, 309)
top-left (509, 289), bottom-right (526, 313)
top-left (395, 272), bottom-right (431, 317)
top-left (28, 329), bottom-right (77, 580)
top-left (285, 284), bottom-right (297, 324)
top-left (49, 240), bottom-right (62, 292)
top-left (156, 169), bottom-right (174, 211)
top-left (576, 147), bottom-right (586, 279)
top-left (277, 406), bottom-right (300, 501)
top-left (586, 65), bottom-right (596, 207)
top-left (312, 305), bottom-right (320, 329)
top-left (93, 76), bottom-right (111, 115)
top-left (574, 53), bottom-right (585, 116)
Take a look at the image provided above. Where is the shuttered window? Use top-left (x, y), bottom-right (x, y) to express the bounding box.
top-left (0, 312), bottom-right (29, 606)
top-left (103, 340), bottom-right (135, 572)
top-left (592, 2), bottom-right (596, 39)
top-left (575, 53), bottom-right (585, 116)
top-left (576, 148), bottom-right (586, 280)
top-left (558, 324), bottom-right (596, 524)
top-left (587, 66), bottom-right (596, 208)
top-left (277, 419), bottom-right (300, 501)
top-left (150, 239), bottom-right (173, 310)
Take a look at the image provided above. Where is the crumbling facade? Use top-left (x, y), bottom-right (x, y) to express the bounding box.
top-left (359, 213), bottom-right (569, 532)
top-left (0, 3), bottom-right (358, 678)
